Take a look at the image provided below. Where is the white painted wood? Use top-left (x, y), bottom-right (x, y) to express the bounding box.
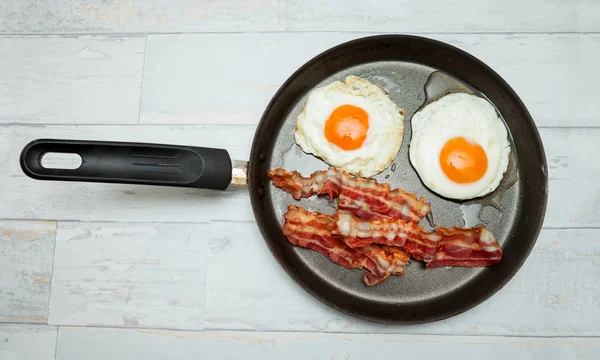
top-left (141, 33), bottom-right (599, 127)
top-left (205, 222), bottom-right (600, 336)
top-left (0, 0), bottom-right (280, 34)
top-left (48, 222), bottom-right (209, 330)
top-left (0, 221), bottom-right (56, 324)
top-left (0, 125), bottom-right (598, 227)
top-left (0, 36), bottom-right (145, 124)
top-left (56, 327), bottom-right (600, 360)
top-left (0, 3), bottom-right (595, 358)
top-left (278, 0), bottom-right (599, 33)
top-left (0, 324), bottom-right (57, 360)
top-left (1, 1), bottom-right (598, 33)
top-left (543, 128), bottom-right (600, 228)
top-left (0, 124), bottom-right (255, 222)
top-left (141, 33), bottom-right (302, 125)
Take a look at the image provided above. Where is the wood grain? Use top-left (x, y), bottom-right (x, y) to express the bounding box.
top-left (48, 222), bottom-right (209, 330)
top-left (0, 3), bottom-right (597, 358)
top-left (0, 324), bottom-right (57, 360)
top-left (1, 125), bottom-right (598, 227)
top-left (278, 0), bottom-right (599, 33)
top-left (1, 0), bottom-right (597, 33)
top-left (0, 35), bottom-right (145, 124)
top-left (141, 33), bottom-right (600, 127)
top-left (204, 222), bottom-right (600, 336)
top-left (543, 128), bottom-right (600, 228)
top-left (0, 221), bottom-right (56, 323)
top-left (56, 327), bottom-right (600, 360)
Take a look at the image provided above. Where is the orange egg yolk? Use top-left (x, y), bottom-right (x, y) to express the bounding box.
top-left (439, 137), bottom-right (488, 183)
top-left (324, 105), bottom-right (369, 151)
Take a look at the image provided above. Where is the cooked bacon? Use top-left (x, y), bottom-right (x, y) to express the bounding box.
top-left (282, 205), bottom-right (409, 285)
top-left (337, 171), bottom-right (430, 223)
top-left (358, 245), bottom-right (410, 285)
top-left (282, 205), bottom-right (362, 269)
top-left (333, 210), bottom-right (503, 266)
top-left (267, 167), bottom-right (430, 223)
top-left (426, 226), bottom-right (503, 268)
top-left (268, 167), bottom-right (341, 200)
top-left (334, 210), bottom-right (440, 262)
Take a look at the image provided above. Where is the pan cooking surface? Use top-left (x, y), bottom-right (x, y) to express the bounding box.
top-left (269, 61), bottom-right (520, 304)
top-left (249, 35), bottom-right (546, 323)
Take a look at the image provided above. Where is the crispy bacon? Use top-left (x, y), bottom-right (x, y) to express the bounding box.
top-left (271, 164), bottom-right (503, 276)
top-left (359, 245), bottom-right (410, 286)
top-left (426, 226), bottom-right (503, 268)
top-left (282, 205), bottom-right (363, 269)
top-left (333, 210), bottom-right (502, 266)
top-left (282, 205), bottom-right (409, 285)
top-left (267, 167), bottom-right (430, 223)
top-left (268, 167), bottom-right (341, 200)
top-left (334, 210), bottom-right (440, 262)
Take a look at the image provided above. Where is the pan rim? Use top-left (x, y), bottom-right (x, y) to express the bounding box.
top-left (248, 34), bottom-right (548, 325)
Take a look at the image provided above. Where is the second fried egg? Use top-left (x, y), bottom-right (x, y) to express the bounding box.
top-left (409, 92), bottom-right (511, 200)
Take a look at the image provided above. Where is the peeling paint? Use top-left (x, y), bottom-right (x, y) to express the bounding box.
top-left (32, 276), bottom-right (52, 285)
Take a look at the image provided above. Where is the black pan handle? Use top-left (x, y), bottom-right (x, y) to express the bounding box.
top-left (20, 139), bottom-right (233, 190)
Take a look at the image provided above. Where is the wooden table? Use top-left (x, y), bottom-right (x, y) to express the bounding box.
top-left (1, 1), bottom-right (598, 359)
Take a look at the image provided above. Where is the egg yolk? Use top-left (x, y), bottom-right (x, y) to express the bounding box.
top-left (439, 137), bottom-right (488, 183)
top-left (324, 105), bottom-right (369, 150)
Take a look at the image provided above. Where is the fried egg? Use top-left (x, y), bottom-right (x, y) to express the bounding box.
top-left (294, 76), bottom-right (404, 178)
top-left (409, 92), bottom-right (510, 200)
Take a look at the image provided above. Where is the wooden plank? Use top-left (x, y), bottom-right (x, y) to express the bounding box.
top-left (543, 128), bottom-right (600, 228)
top-left (204, 222), bottom-right (600, 336)
top-left (0, 35), bottom-right (145, 124)
top-left (0, 0), bottom-right (280, 34)
top-left (278, 0), bottom-right (599, 33)
top-left (140, 33), bottom-right (599, 128)
top-left (0, 221), bottom-right (56, 324)
top-left (0, 125), bottom-right (597, 227)
top-left (0, 324), bottom-right (57, 360)
top-left (1, 1), bottom-right (597, 33)
top-left (56, 327), bottom-right (600, 360)
top-left (48, 222), bottom-right (209, 330)
top-left (139, 33), bottom-right (384, 126)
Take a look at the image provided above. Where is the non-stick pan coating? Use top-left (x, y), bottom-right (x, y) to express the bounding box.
top-left (248, 35), bottom-right (547, 324)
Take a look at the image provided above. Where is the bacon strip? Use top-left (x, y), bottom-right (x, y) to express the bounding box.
top-left (268, 167), bottom-right (341, 200)
top-left (333, 210), bottom-right (502, 266)
top-left (282, 205), bottom-right (363, 270)
top-left (334, 210), bottom-right (440, 262)
top-left (358, 245), bottom-right (410, 285)
top-left (268, 167), bottom-right (430, 223)
top-left (426, 226), bottom-right (503, 268)
top-left (282, 205), bottom-right (409, 286)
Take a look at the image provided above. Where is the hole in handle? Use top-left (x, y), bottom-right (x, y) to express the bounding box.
top-left (40, 152), bottom-right (83, 170)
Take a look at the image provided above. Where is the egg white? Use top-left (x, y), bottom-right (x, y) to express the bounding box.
top-left (409, 92), bottom-right (511, 200)
top-left (294, 76), bottom-right (404, 178)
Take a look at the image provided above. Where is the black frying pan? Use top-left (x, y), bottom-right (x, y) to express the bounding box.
top-left (20, 35), bottom-right (547, 324)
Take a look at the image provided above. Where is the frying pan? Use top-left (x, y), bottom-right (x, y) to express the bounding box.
top-left (20, 35), bottom-right (548, 324)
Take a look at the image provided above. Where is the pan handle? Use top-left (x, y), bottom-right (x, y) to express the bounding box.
top-left (20, 139), bottom-right (233, 190)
